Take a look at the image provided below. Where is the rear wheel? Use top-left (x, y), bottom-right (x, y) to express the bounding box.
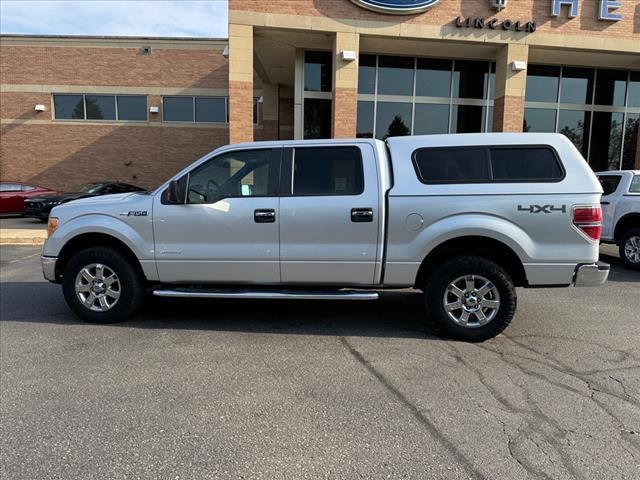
top-left (424, 256), bottom-right (517, 342)
top-left (62, 247), bottom-right (143, 323)
top-left (619, 228), bottom-right (640, 271)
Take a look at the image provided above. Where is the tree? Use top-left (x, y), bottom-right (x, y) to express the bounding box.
top-left (384, 115), bottom-right (410, 139)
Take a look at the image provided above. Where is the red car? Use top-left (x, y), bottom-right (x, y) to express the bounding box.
top-left (0, 182), bottom-right (56, 215)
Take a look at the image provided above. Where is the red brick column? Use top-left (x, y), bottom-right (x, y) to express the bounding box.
top-left (492, 44), bottom-right (528, 133)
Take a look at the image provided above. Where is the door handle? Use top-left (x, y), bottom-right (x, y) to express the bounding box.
top-left (600, 201), bottom-right (610, 205)
top-left (254, 208), bottom-right (276, 223)
top-left (351, 208), bottom-right (373, 223)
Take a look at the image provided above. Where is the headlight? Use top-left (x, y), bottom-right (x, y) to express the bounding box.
top-left (47, 217), bottom-right (59, 238)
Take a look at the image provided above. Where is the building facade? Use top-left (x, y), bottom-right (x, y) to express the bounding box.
top-left (1, 0), bottom-right (639, 191)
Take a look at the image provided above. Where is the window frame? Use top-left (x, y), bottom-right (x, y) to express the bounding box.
top-left (411, 144), bottom-right (565, 185)
top-left (52, 93), bottom-right (148, 122)
top-left (162, 95), bottom-right (228, 124)
top-left (279, 146), bottom-right (365, 197)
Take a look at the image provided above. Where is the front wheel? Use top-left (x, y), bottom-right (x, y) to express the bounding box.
top-left (424, 256), bottom-right (517, 342)
top-left (62, 247), bottom-right (143, 323)
top-left (619, 228), bottom-right (640, 271)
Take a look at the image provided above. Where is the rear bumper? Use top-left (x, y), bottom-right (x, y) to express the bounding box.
top-left (573, 261), bottom-right (609, 287)
top-left (41, 256), bottom-right (58, 282)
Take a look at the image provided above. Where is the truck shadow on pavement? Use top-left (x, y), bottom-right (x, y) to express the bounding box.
top-left (0, 282), bottom-right (445, 340)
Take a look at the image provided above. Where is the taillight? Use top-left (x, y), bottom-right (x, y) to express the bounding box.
top-left (572, 206), bottom-right (602, 241)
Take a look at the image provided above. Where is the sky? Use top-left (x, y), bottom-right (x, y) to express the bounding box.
top-left (0, 0), bottom-right (229, 38)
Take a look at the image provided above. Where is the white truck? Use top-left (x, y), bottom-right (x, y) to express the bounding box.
top-left (596, 170), bottom-right (640, 270)
top-left (42, 133), bottom-right (609, 341)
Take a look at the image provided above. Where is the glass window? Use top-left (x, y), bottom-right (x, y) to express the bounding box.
top-left (377, 55), bottom-right (414, 96)
top-left (416, 58), bottom-right (451, 97)
top-left (85, 95), bottom-right (115, 120)
top-left (303, 98), bottom-right (332, 139)
top-left (524, 108), bottom-right (556, 132)
top-left (0, 183), bottom-right (22, 192)
top-left (598, 175), bottom-right (623, 196)
top-left (163, 97), bottom-right (193, 122)
top-left (20, 184), bottom-right (36, 191)
top-left (622, 113), bottom-right (639, 170)
top-left (304, 51), bottom-right (332, 92)
top-left (253, 97), bottom-right (259, 124)
top-left (595, 69), bottom-right (627, 107)
top-left (187, 149), bottom-right (273, 204)
top-left (195, 97), bottom-right (226, 123)
top-left (558, 110), bottom-right (591, 156)
top-left (356, 101), bottom-right (374, 138)
top-left (358, 54), bottom-right (376, 95)
top-left (413, 148), bottom-right (489, 183)
top-left (490, 147), bottom-right (563, 181)
top-left (628, 72), bottom-right (640, 108)
top-left (54, 94), bottom-right (84, 119)
top-left (117, 96), bottom-right (147, 121)
top-left (560, 67), bottom-right (593, 104)
top-left (487, 63), bottom-right (496, 100)
top-left (590, 112), bottom-right (624, 171)
top-left (452, 61), bottom-right (487, 99)
top-left (375, 102), bottom-right (412, 139)
top-left (414, 104), bottom-right (449, 135)
top-left (525, 65), bottom-right (560, 103)
top-left (292, 146), bottom-right (364, 196)
top-left (451, 105), bottom-right (484, 133)
top-left (630, 176), bottom-right (640, 193)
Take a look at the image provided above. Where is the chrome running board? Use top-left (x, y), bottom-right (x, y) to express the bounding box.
top-left (153, 288), bottom-right (379, 301)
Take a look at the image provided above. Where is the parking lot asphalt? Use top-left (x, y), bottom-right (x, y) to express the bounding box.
top-left (1, 245), bottom-right (639, 480)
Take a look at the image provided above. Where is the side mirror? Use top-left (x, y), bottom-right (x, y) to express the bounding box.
top-left (166, 179), bottom-right (184, 204)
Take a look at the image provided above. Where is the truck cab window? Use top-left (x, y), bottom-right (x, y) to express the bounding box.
top-left (187, 149), bottom-right (272, 204)
top-left (292, 146), bottom-right (364, 196)
top-left (598, 175), bottom-right (622, 196)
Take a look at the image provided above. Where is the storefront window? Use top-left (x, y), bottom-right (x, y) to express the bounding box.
top-left (358, 55), bottom-right (376, 95)
top-left (414, 104), bottom-right (449, 135)
top-left (558, 110), bottom-right (591, 157)
top-left (590, 112), bottom-right (624, 171)
top-left (524, 108), bottom-right (556, 133)
top-left (595, 69), bottom-right (627, 107)
top-left (452, 60), bottom-right (487, 100)
top-left (525, 65), bottom-right (560, 103)
top-left (356, 101), bottom-right (374, 138)
top-left (303, 98), bottom-right (331, 139)
top-left (377, 55), bottom-right (414, 96)
top-left (560, 67), bottom-right (593, 104)
top-left (304, 51), bottom-right (332, 93)
top-left (375, 102), bottom-right (412, 139)
top-left (622, 114), bottom-right (639, 170)
top-left (451, 105), bottom-right (484, 133)
top-left (628, 72), bottom-right (640, 108)
top-left (416, 59), bottom-right (451, 98)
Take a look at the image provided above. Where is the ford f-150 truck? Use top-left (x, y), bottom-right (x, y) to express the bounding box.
top-left (42, 133), bottom-right (609, 341)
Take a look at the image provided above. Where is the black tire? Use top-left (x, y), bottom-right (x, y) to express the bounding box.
top-left (619, 228), bottom-right (640, 271)
top-left (424, 256), bottom-right (517, 342)
top-left (62, 246), bottom-right (143, 323)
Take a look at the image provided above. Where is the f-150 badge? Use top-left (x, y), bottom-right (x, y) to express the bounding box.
top-left (120, 211), bottom-right (148, 216)
top-left (518, 205), bottom-right (566, 214)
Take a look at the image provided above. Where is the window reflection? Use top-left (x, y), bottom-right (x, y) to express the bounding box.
top-left (377, 56), bottom-right (414, 96)
top-left (303, 98), bottom-right (331, 139)
top-left (356, 101), bottom-right (374, 138)
top-left (451, 105), bottom-right (484, 133)
top-left (590, 112), bottom-right (624, 171)
top-left (525, 65), bottom-right (560, 103)
top-left (416, 59), bottom-right (451, 98)
top-left (375, 102), bottom-right (412, 139)
top-left (560, 68), bottom-right (593, 104)
top-left (358, 55), bottom-right (376, 95)
top-left (414, 104), bottom-right (449, 135)
top-left (622, 114), bottom-right (639, 170)
top-left (558, 110), bottom-right (591, 156)
top-left (523, 108), bottom-right (556, 133)
top-left (304, 51), bottom-right (332, 93)
top-left (452, 61), bottom-right (487, 100)
top-left (595, 69), bottom-right (627, 107)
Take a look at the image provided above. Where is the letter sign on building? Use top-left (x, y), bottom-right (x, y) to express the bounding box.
top-left (350, 0), bottom-right (439, 15)
top-left (551, 0), bottom-right (623, 21)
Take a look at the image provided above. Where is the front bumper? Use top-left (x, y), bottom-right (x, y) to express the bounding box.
top-left (41, 256), bottom-right (58, 282)
top-left (573, 261), bottom-right (609, 287)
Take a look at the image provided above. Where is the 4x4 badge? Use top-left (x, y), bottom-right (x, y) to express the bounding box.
top-left (518, 204), bottom-right (566, 214)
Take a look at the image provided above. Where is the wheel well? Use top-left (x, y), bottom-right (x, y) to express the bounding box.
top-left (614, 214), bottom-right (640, 242)
top-left (414, 236), bottom-right (527, 288)
top-left (55, 233), bottom-right (146, 282)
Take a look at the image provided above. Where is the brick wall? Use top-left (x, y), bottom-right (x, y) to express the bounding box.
top-left (230, 0), bottom-right (639, 38)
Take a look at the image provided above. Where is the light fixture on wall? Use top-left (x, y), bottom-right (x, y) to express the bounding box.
top-left (489, 0), bottom-right (507, 11)
top-left (222, 45), bottom-right (229, 58)
top-left (511, 60), bottom-right (527, 71)
top-left (341, 50), bottom-right (357, 62)
top-left (149, 106), bottom-right (159, 114)
top-left (34, 104), bottom-right (46, 112)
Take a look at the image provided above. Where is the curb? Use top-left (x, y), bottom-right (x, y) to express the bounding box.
top-left (0, 237), bottom-right (45, 246)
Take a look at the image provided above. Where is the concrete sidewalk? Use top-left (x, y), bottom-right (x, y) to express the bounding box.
top-left (0, 217), bottom-right (47, 245)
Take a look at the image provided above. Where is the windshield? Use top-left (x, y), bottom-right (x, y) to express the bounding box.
top-left (76, 183), bottom-right (105, 193)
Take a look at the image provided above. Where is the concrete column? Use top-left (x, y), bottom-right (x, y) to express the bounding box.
top-left (492, 43), bottom-right (529, 133)
top-left (332, 32), bottom-right (359, 138)
top-left (228, 23), bottom-right (254, 144)
top-left (261, 83), bottom-right (279, 141)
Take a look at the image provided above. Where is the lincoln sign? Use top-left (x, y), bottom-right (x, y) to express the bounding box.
top-left (455, 16), bottom-right (537, 33)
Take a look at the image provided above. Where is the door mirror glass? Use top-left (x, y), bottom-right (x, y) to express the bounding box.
top-left (165, 179), bottom-right (186, 204)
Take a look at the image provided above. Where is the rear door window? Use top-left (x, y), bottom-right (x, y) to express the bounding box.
top-left (413, 148), bottom-right (489, 183)
top-left (291, 146), bottom-right (364, 195)
top-left (598, 175), bottom-right (623, 196)
top-left (490, 147), bottom-right (564, 181)
top-left (629, 175), bottom-right (640, 193)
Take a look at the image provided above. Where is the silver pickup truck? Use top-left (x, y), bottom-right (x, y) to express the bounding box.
top-left (42, 133), bottom-right (608, 341)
